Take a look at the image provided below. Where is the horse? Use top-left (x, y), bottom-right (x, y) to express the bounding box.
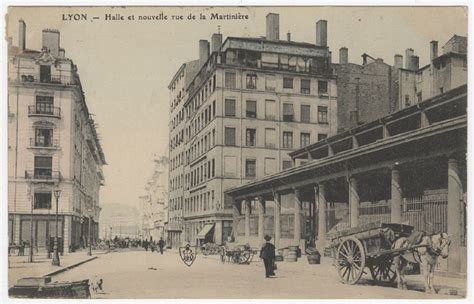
top-left (393, 233), bottom-right (450, 293)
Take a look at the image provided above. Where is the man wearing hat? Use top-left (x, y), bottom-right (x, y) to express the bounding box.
top-left (260, 235), bottom-right (276, 278)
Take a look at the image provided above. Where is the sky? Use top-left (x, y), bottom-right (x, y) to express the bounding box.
top-left (6, 6), bottom-right (468, 210)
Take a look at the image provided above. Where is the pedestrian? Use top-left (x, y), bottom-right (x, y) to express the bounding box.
top-left (260, 235), bottom-right (276, 278)
top-left (158, 238), bottom-right (165, 255)
top-left (144, 240), bottom-right (149, 251)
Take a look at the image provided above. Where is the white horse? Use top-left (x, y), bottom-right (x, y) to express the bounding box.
top-left (393, 233), bottom-right (450, 293)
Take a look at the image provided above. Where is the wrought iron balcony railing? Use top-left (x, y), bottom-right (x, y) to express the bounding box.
top-left (25, 170), bottom-right (61, 182)
top-left (28, 105), bottom-right (61, 118)
top-left (19, 74), bottom-right (76, 85)
top-left (29, 138), bottom-right (60, 148)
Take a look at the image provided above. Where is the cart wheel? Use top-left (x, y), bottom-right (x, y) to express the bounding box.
top-left (369, 257), bottom-right (397, 282)
top-left (336, 236), bottom-right (366, 285)
top-left (239, 249), bottom-right (253, 264)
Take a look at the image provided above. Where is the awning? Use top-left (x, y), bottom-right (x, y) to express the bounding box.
top-left (196, 224), bottom-right (215, 239)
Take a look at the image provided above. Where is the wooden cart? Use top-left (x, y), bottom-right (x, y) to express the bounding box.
top-left (220, 243), bottom-right (256, 264)
top-left (327, 222), bottom-right (417, 285)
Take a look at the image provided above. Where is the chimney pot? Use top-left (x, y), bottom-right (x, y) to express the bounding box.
top-left (411, 55), bottom-right (419, 71)
top-left (266, 13), bottom-right (280, 41)
top-left (287, 31), bottom-right (291, 42)
top-left (211, 33), bottom-right (223, 53)
top-left (42, 29), bottom-right (60, 57)
top-left (316, 20), bottom-right (328, 47)
top-left (394, 54), bottom-right (403, 69)
top-left (405, 48), bottom-right (414, 69)
top-left (19, 19), bottom-right (26, 51)
top-left (339, 47), bottom-right (348, 64)
top-left (199, 40), bottom-right (210, 67)
top-left (430, 40), bottom-right (438, 61)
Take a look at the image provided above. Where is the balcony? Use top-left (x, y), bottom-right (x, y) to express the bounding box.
top-left (29, 138), bottom-right (60, 149)
top-left (28, 105), bottom-right (61, 119)
top-left (25, 170), bottom-right (61, 183)
top-left (19, 74), bottom-right (76, 86)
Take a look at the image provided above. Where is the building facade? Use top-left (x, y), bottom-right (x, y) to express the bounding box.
top-left (399, 35), bottom-right (467, 109)
top-left (334, 49), bottom-right (400, 132)
top-left (168, 13), bottom-right (338, 247)
top-left (8, 20), bottom-right (106, 251)
top-left (139, 156), bottom-right (169, 242)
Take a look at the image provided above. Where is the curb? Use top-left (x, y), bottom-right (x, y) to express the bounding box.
top-left (44, 256), bottom-right (98, 277)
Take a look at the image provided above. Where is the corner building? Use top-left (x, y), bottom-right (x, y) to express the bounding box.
top-left (168, 13), bottom-right (338, 246)
top-left (8, 20), bottom-right (106, 251)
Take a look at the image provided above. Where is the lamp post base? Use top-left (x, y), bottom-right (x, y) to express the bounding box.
top-left (51, 238), bottom-right (60, 266)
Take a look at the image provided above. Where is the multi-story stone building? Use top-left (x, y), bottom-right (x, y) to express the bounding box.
top-left (139, 156), bottom-right (169, 242)
top-left (8, 20), bottom-right (106, 251)
top-left (399, 35), bottom-right (467, 109)
top-left (168, 13), bottom-right (338, 246)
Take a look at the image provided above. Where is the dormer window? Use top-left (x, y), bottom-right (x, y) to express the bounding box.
top-left (40, 65), bottom-right (51, 83)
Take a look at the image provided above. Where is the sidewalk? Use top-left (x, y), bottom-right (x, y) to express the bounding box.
top-left (8, 249), bottom-right (108, 288)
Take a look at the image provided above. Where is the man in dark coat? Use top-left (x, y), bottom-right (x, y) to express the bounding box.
top-left (158, 238), bottom-right (165, 255)
top-left (260, 235), bottom-right (276, 278)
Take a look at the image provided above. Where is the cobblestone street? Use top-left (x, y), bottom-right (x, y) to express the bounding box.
top-left (46, 250), bottom-right (463, 299)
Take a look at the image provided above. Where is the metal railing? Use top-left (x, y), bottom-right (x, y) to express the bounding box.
top-left (28, 105), bottom-right (61, 118)
top-left (19, 74), bottom-right (76, 86)
top-left (25, 170), bottom-right (61, 181)
top-left (29, 138), bottom-right (60, 148)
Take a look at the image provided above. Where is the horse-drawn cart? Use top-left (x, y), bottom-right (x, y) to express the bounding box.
top-left (327, 222), bottom-right (422, 285)
top-left (220, 243), bottom-right (257, 264)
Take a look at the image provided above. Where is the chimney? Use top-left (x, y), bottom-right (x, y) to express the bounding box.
top-left (59, 48), bottom-right (65, 58)
top-left (430, 40), bottom-right (438, 61)
top-left (394, 54), bottom-right (403, 69)
top-left (405, 48), bottom-right (414, 69)
top-left (316, 20), bottom-right (327, 47)
top-left (199, 39), bottom-right (210, 67)
top-left (411, 55), bottom-right (419, 70)
top-left (287, 31), bottom-right (291, 42)
top-left (19, 19), bottom-right (26, 51)
top-left (42, 29), bottom-right (60, 57)
top-left (211, 33), bottom-right (222, 53)
top-left (339, 47), bottom-right (348, 64)
top-left (266, 13), bottom-right (280, 41)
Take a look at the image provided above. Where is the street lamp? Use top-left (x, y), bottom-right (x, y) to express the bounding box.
top-left (52, 189), bottom-right (61, 266)
top-left (46, 204), bottom-right (51, 259)
top-left (87, 208), bottom-right (93, 256)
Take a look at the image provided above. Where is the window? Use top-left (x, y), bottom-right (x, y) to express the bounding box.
top-left (225, 127), bottom-right (236, 146)
top-left (245, 159), bottom-right (256, 178)
top-left (439, 87), bottom-right (444, 94)
top-left (265, 74), bottom-right (276, 91)
top-left (36, 96), bottom-right (54, 115)
top-left (246, 74), bottom-right (257, 89)
top-left (246, 100), bottom-right (257, 118)
top-left (34, 156), bottom-right (52, 179)
top-left (264, 158), bottom-right (276, 175)
top-left (265, 100), bottom-right (276, 120)
top-left (35, 128), bottom-right (53, 147)
top-left (34, 192), bottom-right (51, 209)
top-left (246, 128), bottom-right (256, 146)
top-left (224, 156), bottom-right (237, 177)
top-left (283, 131), bottom-right (293, 149)
top-left (417, 92), bottom-right (422, 103)
top-left (283, 103), bottom-right (294, 122)
top-left (318, 106), bottom-right (328, 124)
top-left (318, 133), bottom-right (328, 141)
top-left (225, 71), bottom-right (236, 88)
top-left (301, 105), bottom-right (310, 122)
top-left (318, 80), bottom-right (328, 94)
top-left (301, 133), bottom-right (311, 147)
top-left (40, 65), bottom-right (51, 83)
top-left (283, 77), bottom-right (293, 89)
top-left (301, 79), bottom-right (311, 94)
top-left (265, 128), bottom-right (276, 148)
top-left (225, 99), bottom-right (236, 117)
top-left (405, 95), bottom-right (410, 106)
top-left (282, 160), bottom-right (293, 170)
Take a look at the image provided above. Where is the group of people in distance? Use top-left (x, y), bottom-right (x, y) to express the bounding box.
top-left (142, 237), bottom-right (166, 254)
